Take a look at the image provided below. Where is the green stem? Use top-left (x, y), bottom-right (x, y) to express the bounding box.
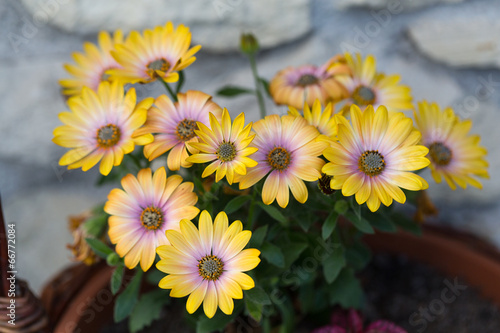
top-left (176, 71), bottom-right (185, 94)
top-left (249, 55), bottom-right (266, 119)
top-left (248, 186), bottom-right (258, 229)
top-left (159, 76), bottom-right (178, 102)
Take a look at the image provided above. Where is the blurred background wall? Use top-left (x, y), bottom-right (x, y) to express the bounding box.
top-left (1, 0), bottom-right (500, 293)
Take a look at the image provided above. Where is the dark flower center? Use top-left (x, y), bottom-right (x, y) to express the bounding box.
top-left (96, 124), bottom-right (121, 148)
top-left (359, 150), bottom-right (385, 177)
top-left (140, 206), bottom-right (163, 230)
top-left (146, 58), bottom-right (170, 78)
top-left (198, 255), bottom-right (224, 281)
top-left (176, 119), bottom-right (197, 141)
top-left (100, 71), bottom-right (111, 82)
top-left (352, 85), bottom-right (376, 106)
top-left (268, 147), bottom-right (291, 171)
top-left (297, 74), bottom-right (319, 87)
top-left (429, 142), bottom-right (452, 166)
top-left (217, 141), bottom-right (237, 162)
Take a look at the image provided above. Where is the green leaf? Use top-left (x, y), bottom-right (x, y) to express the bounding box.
top-left (244, 287), bottom-right (271, 305)
top-left (83, 214), bottom-right (108, 238)
top-left (296, 209), bottom-right (315, 232)
top-left (114, 269), bottom-right (143, 322)
top-left (345, 212), bottom-right (374, 234)
top-left (129, 290), bottom-right (170, 333)
top-left (275, 295), bottom-right (294, 333)
top-left (196, 304), bottom-right (241, 333)
top-left (248, 225), bottom-right (268, 248)
top-left (370, 213), bottom-right (397, 232)
top-left (298, 283), bottom-right (315, 314)
top-left (85, 238), bottom-right (114, 259)
top-left (282, 242), bottom-right (308, 268)
top-left (110, 263), bottom-right (125, 295)
top-left (321, 210), bottom-right (339, 240)
top-left (328, 268), bottom-right (364, 309)
top-left (203, 191), bottom-right (219, 201)
top-left (245, 297), bottom-right (263, 322)
top-left (257, 202), bottom-right (288, 226)
top-left (323, 247), bottom-right (345, 284)
top-left (216, 85), bottom-right (255, 97)
top-left (224, 195), bottom-right (251, 215)
top-left (258, 77), bottom-right (271, 98)
top-left (345, 242), bottom-right (372, 270)
top-left (261, 242), bottom-right (285, 268)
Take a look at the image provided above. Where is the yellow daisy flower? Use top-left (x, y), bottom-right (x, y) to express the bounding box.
top-left (157, 210), bottom-right (260, 318)
top-left (105, 167), bottom-right (199, 271)
top-left (413, 101), bottom-right (489, 189)
top-left (134, 90), bottom-right (223, 171)
top-left (186, 109), bottom-right (258, 185)
top-left (239, 115), bottom-right (329, 208)
top-left (322, 105), bottom-right (430, 212)
top-left (107, 22), bottom-right (200, 84)
top-left (60, 30), bottom-right (124, 96)
top-left (288, 100), bottom-right (338, 142)
top-left (53, 81), bottom-right (154, 175)
top-left (335, 53), bottom-right (413, 113)
top-left (269, 55), bottom-right (349, 109)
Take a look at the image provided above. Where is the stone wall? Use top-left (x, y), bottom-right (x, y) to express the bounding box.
top-left (1, 0), bottom-right (500, 292)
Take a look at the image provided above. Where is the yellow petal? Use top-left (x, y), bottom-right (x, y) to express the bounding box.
top-left (216, 284), bottom-right (234, 315)
top-left (99, 152), bottom-right (114, 175)
top-left (366, 189), bottom-right (381, 212)
top-left (262, 172), bottom-right (279, 205)
top-left (203, 282), bottom-right (218, 318)
top-left (226, 249), bottom-right (261, 271)
top-left (180, 219), bottom-right (204, 257)
top-left (342, 173), bottom-right (364, 197)
top-left (288, 176), bottom-right (308, 204)
top-left (230, 272), bottom-right (255, 290)
top-left (220, 230), bottom-right (251, 261)
top-left (186, 281), bottom-right (208, 314)
top-left (198, 210), bottom-right (214, 255)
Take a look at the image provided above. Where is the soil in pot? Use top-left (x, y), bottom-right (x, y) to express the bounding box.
top-left (362, 253), bottom-right (500, 333)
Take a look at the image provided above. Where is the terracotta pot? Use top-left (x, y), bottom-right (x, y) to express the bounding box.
top-left (42, 224), bottom-right (500, 331)
top-left (364, 224), bottom-right (500, 307)
top-left (41, 262), bottom-right (114, 333)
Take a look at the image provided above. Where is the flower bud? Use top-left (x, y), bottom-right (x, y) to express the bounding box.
top-left (106, 252), bottom-right (121, 266)
top-left (318, 173), bottom-right (335, 195)
top-left (240, 33), bottom-right (259, 56)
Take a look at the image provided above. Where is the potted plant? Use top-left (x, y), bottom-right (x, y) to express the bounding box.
top-left (38, 20), bottom-right (492, 333)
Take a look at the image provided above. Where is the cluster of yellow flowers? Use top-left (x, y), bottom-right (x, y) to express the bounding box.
top-left (53, 22), bottom-right (489, 318)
